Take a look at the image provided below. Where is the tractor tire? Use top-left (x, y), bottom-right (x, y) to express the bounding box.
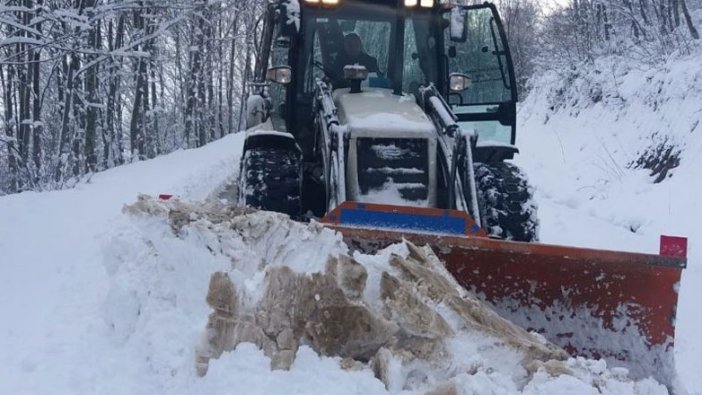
top-left (474, 162), bottom-right (539, 242)
top-left (239, 147), bottom-right (302, 218)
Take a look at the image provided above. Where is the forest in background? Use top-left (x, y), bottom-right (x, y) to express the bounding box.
top-left (0, 0), bottom-right (263, 194)
top-left (0, 0), bottom-right (698, 195)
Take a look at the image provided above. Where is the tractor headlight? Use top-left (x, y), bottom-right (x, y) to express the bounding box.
top-left (267, 66), bottom-right (293, 85)
top-left (405, 0), bottom-right (433, 7)
top-left (305, 0), bottom-right (339, 5)
top-left (449, 73), bottom-right (472, 92)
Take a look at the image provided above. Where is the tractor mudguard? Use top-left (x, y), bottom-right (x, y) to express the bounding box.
top-left (243, 130), bottom-right (300, 153)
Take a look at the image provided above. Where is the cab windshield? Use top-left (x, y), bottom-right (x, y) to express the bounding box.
top-left (300, 3), bottom-right (438, 96)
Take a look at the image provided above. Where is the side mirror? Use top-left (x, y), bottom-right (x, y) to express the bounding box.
top-left (344, 65), bottom-right (369, 93)
top-left (449, 73), bottom-right (472, 92)
top-left (449, 7), bottom-right (467, 43)
top-left (266, 66), bottom-right (292, 85)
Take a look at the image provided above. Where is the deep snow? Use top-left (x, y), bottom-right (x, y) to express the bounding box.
top-left (0, 54), bottom-right (700, 394)
top-left (515, 53), bottom-right (702, 394)
top-left (0, 132), bottom-right (668, 395)
top-left (0, 134), bottom-right (244, 393)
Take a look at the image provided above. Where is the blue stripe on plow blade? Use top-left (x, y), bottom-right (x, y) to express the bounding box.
top-left (339, 207), bottom-right (468, 235)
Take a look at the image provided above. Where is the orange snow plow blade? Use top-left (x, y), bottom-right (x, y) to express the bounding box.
top-left (322, 202), bottom-right (687, 386)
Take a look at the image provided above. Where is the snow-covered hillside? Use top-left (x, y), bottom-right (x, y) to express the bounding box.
top-left (515, 51), bottom-right (702, 394)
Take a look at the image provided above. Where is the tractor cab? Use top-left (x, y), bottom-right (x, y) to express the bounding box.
top-left (265, 0), bottom-right (518, 163)
top-left (251, 0), bottom-right (520, 215)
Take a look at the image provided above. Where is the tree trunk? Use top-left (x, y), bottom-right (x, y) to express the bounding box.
top-left (679, 0), bottom-right (699, 39)
top-left (105, 15), bottom-right (126, 168)
top-left (151, 63), bottom-right (160, 157)
top-left (84, 2), bottom-right (100, 173)
top-left (197, 12), bottom-right (208, 147)
top-left (206, 12), bottom-right (216, 143)
top-left (217, 18), bottom-right (225, 139)
top-left (56, 49), bottom-right (77, 182)
top-left (17, 6), bottom-right (31, 183)
top-left (129, 6), bottom-right (148, 160)
top-left (639, 0), bottom-right (651, 25)
top-left (3, 64), bottom-right (19, 193)
top-left (624, 0), bottom-right (641, 39)
top-left (32, 0), bottom-right (43, 183)
top-left (671, 0), bottom-right (680, 27)
top-left (184, 20), bottom-right (202, 148)
top-left (226, 15), bottom-right (239, 135)
top-left (659, 1), bottom-right (668, 34)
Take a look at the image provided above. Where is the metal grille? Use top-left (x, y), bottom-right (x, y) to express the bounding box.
top-left (356, 138), bottom-right (428, 201)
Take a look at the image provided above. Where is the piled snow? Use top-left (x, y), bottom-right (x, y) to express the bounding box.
top-left (103, 195), bottom-right (666, 395)
top-left (0, 129), bottom-right (674, 395)
top-left (516, 51), bottom-right (702, 394)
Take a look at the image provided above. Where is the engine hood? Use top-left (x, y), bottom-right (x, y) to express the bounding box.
top-left (333, 88), bottom-right (436, 138)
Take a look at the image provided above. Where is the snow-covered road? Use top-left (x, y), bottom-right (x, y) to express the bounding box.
top-left (0, 134), bottom-right (245, 393)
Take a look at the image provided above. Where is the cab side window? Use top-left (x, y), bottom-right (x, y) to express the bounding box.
top-left (269, 37), bottom-right (291, 131)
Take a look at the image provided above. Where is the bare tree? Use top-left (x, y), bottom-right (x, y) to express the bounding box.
top-left (1, 0), bottom-right (255, 194)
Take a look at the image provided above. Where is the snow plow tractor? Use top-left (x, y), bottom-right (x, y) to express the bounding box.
top-left (238, 0), bottom-right (687, 387)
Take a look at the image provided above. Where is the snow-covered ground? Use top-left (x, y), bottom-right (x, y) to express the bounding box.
top-left (515, 53), bottom-right (702, 394)
top-left (1, 54), bottom-right (700, 394)
top-left (0, 134), bottom-right (245, 394)
top-left (0, 130), bottom-right (676, 395)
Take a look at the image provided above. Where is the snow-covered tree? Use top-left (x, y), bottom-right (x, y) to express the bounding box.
top-left (0, 0), bottom-right (264, 194)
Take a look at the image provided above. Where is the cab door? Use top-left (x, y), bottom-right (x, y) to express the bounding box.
top-left (443, 4), bottom-right (518, 161)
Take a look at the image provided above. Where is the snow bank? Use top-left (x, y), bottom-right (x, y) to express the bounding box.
top-left (100, 195), bottom-right (668, 395)
top-left (0, 133), bottom-right (246, 394)
top-left (516, 51), bottom-right (702, 394)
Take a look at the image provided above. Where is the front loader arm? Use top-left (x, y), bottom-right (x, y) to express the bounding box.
top-left (418, 85), bottom-right (481, 226)
top-left (314, 79), bottom-right (348, 208)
